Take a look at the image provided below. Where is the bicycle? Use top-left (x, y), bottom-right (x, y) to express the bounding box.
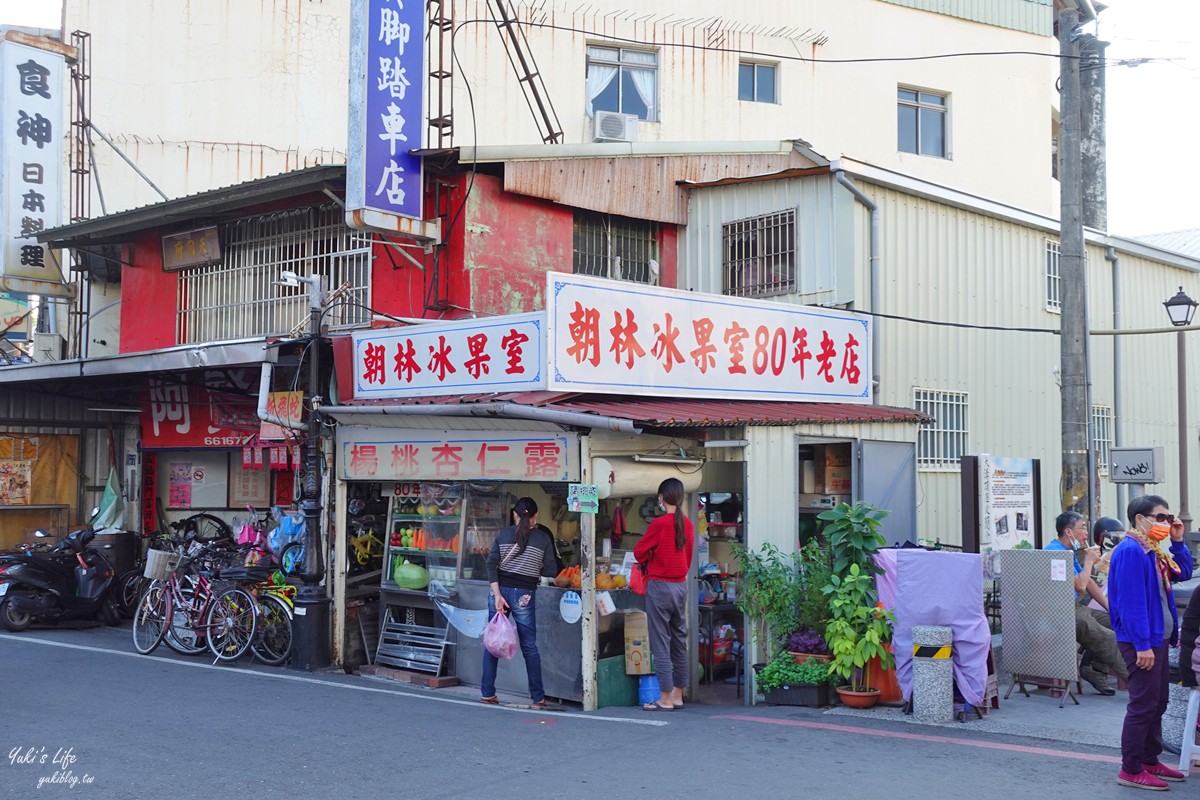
top-left (131, 545), bottom-right (257, 662)
top-left (347, 515), bottom-right (383, 574)
top-left (116, 513), bottom-right (236, 618)
top-left (222, 565), bottom-right (295, 665)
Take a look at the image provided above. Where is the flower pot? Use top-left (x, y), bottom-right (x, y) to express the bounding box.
top-left (835, 686), bottom-right (880, 708)
top-left (789, 652), bottom-right (832, 666)
top-left (868, 644), bottom-right (903, 705)
top-left (764, 683), bottom-right (830, 707)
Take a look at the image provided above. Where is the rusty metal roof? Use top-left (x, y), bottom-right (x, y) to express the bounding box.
top-left (350, 391), bottom-right (927, 427)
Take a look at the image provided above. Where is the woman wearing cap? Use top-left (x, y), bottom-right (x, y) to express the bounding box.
top-left (480, 497), bottom-right (559, 708)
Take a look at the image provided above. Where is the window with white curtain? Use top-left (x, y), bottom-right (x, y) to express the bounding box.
top-left (586, 46), bottom-right (658, 121)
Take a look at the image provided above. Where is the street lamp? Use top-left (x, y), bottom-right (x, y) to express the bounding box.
top-left (1164, 287), bottom-right (1198, 534)
top-left (282, 270), bottom-right (331, 671)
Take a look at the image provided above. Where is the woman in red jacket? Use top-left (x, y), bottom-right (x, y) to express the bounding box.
top-left (635, 477), bottom-right (694, 711)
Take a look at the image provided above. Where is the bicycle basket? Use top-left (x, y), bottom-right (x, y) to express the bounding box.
top-left (144, 549), bottom-right (180, 581)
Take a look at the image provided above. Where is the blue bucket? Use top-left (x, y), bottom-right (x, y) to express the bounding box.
top-left (638, 674), bottom-right (660, 705)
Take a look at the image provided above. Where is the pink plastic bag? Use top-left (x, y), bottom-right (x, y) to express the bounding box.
top-left (483, 611), bottom-right (519, 660)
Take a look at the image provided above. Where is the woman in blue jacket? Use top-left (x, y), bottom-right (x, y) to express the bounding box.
top-left (1108, 494), bottom-right (1194, 790)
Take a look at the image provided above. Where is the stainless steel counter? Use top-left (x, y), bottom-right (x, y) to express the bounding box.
top-left (453, 579), bottom-right (645, 702)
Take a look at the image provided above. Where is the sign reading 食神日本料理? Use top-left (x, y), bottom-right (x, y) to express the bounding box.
top-left (547, 273), bottom-right (871, 403)
top-left (345, 274), bottom-right (872, 403)
top-left (1, 40), bottom-right (65, 282)
top-left (346, 0), bottom-right (425, 223)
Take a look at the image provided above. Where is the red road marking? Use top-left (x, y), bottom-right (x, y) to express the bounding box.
top-left (711, 714), bottom-right (1127, 765)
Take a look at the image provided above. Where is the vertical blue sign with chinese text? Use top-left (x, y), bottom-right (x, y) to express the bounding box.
top-left (347, 0), bottom-right (425, 222)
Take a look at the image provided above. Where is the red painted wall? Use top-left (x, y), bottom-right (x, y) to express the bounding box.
top-left (120, 235), bottom-right (176, 353)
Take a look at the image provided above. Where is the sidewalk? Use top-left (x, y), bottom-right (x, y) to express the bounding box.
top-left (825, 682), bottom-right (1128, 749)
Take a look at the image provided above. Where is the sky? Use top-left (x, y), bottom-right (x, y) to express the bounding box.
top-left (0, 0), bottom-right (1196, 238)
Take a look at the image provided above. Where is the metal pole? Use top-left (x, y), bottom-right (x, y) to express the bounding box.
top-left (579, 434), bottom-right (597, 711)
top-left (292, 275), bottom-right (331, 670)
top-left (1179, 330), bottom-right (1192, 531)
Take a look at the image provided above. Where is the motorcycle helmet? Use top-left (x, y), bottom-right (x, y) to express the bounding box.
top-left (1093, 516), bottom-right (1125, 549)
top-left (348, 498), bottom-right (366, 516)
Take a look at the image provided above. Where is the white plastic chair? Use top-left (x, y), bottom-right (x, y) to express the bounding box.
top-left (1180, 687), bottom-right (1200, 777)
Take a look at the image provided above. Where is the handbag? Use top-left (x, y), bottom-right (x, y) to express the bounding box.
top-left (629, 548), bottom-right (653, 595)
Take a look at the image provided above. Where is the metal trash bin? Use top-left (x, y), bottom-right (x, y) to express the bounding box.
top-left (89, 530), bottom-right (136, 575)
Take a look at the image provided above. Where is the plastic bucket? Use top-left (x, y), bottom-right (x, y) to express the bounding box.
top-left (637, 674), bottom-right (660, 705)
top-left (711, 637), bottom-right (733, 663)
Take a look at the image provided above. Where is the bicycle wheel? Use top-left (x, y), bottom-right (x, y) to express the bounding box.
top-left (131, 582), bottom-right (169, 655)
top-left (205, 587), bottom-right (257, 662)
top-left (115, 568), bottom-right (145, 618)
top-left (280, 542), bottom-right (304, 576)
top-left (165, 576), bottom-right (206, 656)
top-left (251, 592), bottom-right (293, 666)
top-left (188, 513), bottom-right (232, 543)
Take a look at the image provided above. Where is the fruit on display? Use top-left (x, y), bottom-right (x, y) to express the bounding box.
top-left (390, 526), bottom-right (424, 550)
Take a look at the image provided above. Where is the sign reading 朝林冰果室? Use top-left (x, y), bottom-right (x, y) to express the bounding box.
top-left (346, 0), bottom-right (425, 224)
top-left (1, 39), bottom-right (65, 281)
top-left (344, 273), bottom-right (872, 403)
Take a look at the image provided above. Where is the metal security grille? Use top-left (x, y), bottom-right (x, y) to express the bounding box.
top-left (572, 211), bottom-right (658, 283)
top-left (1092, 404), bottom-right (1113, 474)
top-left (1045, 240), bottom-right (1061, 311)
top-left (914, 388), bottom-right (969, 470)
top-left (176, 204), bottom-right (372, 344)
top-left (722, 209), bottom-right (796, 297)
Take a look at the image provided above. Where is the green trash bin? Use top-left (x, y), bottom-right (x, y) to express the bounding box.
top-left (597, 655), bottom-right (639, 708)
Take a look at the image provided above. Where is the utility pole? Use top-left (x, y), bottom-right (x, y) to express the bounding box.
top-left (290, 272), bottom-right (332, 670)
top-left (1058, 8), bottom-right (1093, 518)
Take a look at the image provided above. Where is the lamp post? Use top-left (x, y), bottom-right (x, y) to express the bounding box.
top-left (286, 270), bottom-right (331, 671)
top-left (1164, 287), bottom-right (1198, 534)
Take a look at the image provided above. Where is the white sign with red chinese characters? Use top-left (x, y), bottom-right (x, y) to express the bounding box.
top-left (546, 272), bottom-right (871, 403)
top-left (1, 40), bottom-right (65, 281)
top-left (337, 428), bottom-right (579, 482)
top-left (351, 313), bottom-right (544, 398)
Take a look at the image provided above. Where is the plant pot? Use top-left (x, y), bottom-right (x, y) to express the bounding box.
top-left (868, 644), bottom-right (903, 705)
top-left (789, 652), bottom-right (832, 666)
top-left (835, 686), bottom-right (880, 709)
top-left (764, 683), bottom-right (831, 707)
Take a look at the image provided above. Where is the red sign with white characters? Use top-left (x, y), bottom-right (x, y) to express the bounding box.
top-left (351, 313), bottom-right (544, 398)
top-left (141, 377), bottom-right (260, 448)
top-left (547, 272), bottom-right (871, 403)
top-left (337, 428), bottom-right (579, 482)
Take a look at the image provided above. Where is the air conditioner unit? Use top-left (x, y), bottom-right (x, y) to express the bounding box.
top-left (32, 332), bottom-right (65, 363)
top-left (593, 111), bottom-right (639, 143)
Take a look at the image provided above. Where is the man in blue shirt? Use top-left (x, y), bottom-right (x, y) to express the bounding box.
top-left (1046, 511), bottom-right (1128, 695)
top-left (1108, 494), bottom-right (1193, 789)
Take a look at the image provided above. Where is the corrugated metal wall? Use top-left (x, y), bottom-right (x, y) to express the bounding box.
top-left (679, 174), bottom-right (856, 304)
top-left (876, 0), bottom-right (1052, 35)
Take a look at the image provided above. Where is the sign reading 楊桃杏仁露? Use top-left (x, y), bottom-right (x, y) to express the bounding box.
top-left (547, 273), bottom-right (872, 403)
top-left (346, 0), bottom-right (425, 223)
top-left (1, 40), bottom-right (64, 281)
top-left (976, 453), bottom-right (1037, 578)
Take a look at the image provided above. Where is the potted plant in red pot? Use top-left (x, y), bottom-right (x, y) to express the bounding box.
top-left (823, 562), bottom-right (895, 708)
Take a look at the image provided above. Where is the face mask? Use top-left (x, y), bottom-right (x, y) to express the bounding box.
top-left (1147, 521), bottom-right (1171, 542)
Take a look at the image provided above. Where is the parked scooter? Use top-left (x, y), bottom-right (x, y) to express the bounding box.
top-left (0, 522), bottom-right (121, 632)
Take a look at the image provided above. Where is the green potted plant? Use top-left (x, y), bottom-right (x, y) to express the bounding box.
top-left (823, 562), bottom-right (895, 707)
top-left (787, 540), bottom-right (833, 664)
top-left (757, 651), bottom-right (835, 707)
top-left (733, 542), bottom-right (804, 662)
top-left (817, 501), bottom-right (888, 578)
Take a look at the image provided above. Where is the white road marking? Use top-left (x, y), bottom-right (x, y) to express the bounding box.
top-left (0, 633), bottom-right (669, 726)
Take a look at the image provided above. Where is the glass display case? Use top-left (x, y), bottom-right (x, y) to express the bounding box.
top-left (460, 483), bottom-right (512, 581)
top-left (382, 482), bottom-right (466, 593)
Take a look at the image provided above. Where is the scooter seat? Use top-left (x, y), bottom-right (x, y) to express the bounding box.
top-left (212, 565), bottom-right (276, 582)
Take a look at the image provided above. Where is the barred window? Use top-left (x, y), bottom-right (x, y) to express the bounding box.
top-left (914, 388), bottom-right (969, 470)
top-left (1045, 240), bottom-right (1061, 312)
top-left (722, 209), bottom-right (796, 297)
top-left (572, 211), bottom-right (658, 283)
top-left (176, 203), bottom-right (372, 345)
top-left (1092, 404), bottom-right (1113, 475)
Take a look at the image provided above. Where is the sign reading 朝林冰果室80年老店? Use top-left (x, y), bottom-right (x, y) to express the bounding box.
top-left (1, 39), bottom-right (65, 282)
top-left (345, 273), bottom-right (872, 404)
top-left (546, 272), bottom-right (871, 403)
top-left (346, 0), bottom-right (425, 223)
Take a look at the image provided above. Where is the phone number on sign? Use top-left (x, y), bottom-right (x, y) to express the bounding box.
top-left (204, 436), bottom-right (244, 447)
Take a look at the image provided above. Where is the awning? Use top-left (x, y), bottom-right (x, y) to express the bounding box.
top-left (328, 391), bottom-right (928, 428)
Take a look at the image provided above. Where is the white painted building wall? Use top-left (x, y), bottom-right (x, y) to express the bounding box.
top-left (62, 0), bottom-right (1060, 218)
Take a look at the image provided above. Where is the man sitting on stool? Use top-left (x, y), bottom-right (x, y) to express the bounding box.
top-left (1045, 511), bottom-right (1129, 695)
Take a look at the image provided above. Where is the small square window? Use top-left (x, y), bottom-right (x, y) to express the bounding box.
top-left (739, 62), bottom-right (777, 103)
top-left (914, 388), bottom-right (969, 470)
top-left (897, 87), bottom-right (948, 158)
top-left (587, 47), bottom-right (658, 121)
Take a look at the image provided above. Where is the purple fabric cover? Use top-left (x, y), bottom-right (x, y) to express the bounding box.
top-left (874, 549), bottom-right (989, 706)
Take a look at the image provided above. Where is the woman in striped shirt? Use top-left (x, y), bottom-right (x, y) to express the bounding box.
top-left (481, 496), bottom-right (558, 708)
